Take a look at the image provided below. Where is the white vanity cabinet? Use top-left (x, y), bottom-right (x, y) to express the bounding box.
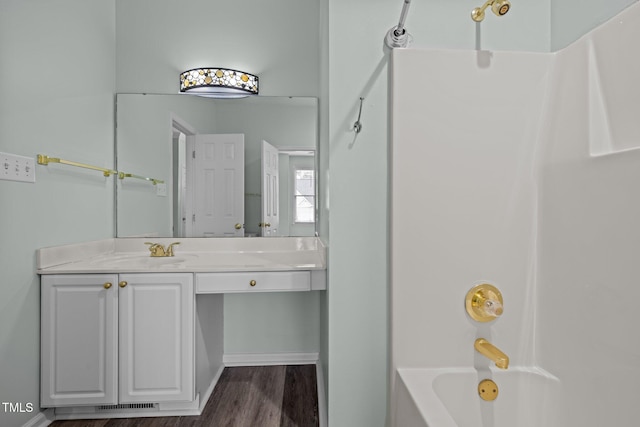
top-left (41, 273), bottom-right (194, 408)
top-left (118, 273), bottom-right (194, 403)
top-left (37, 237), bottom-right (326, 419)
top-left (41, 274), bottom-right (118, 407)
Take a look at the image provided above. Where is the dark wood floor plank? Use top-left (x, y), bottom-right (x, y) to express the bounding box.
top-left (179, 367), bottom-right (251, 427)
top-left (50, 365), bottom-right (317, 427)
top-left (105, 418), bottom-right (181, 427)
top-left (244, 365), bottom-right (286, 427)
top-left (204, 365), bottom-right (285, 427)
top-left (50, 420), bottom-right (109, 427)
top-left (51, 416), bottom-right (181, 427)
top-left (280, 365), bottom-right (319, 427)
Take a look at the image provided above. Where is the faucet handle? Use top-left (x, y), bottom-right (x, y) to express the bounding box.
top-left (482, 298), bottom-right (503, 317)
top-left (166, 242), bottom-right (180, 257)
top-left (144, 242), bottom-right (165, 256)
top-left (465, 283), bottom-right (504, 322)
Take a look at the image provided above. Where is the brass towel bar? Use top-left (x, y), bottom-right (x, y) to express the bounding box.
top-left (118, 172), bottom-right (164, 185)
top-left (37, 154), bottom-right (163, 185)
top-left (37, 154), bottom-right (117, 177)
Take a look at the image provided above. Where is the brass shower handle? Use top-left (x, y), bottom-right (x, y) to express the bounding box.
top-left (465, 283), bottom-right (504, 322)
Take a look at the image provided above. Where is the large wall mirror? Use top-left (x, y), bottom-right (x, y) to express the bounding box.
top-left (116, 94), bottom-right (318, 238)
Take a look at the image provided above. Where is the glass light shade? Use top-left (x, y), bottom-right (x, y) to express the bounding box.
top-left (180, 67), bottom-right (259, 98)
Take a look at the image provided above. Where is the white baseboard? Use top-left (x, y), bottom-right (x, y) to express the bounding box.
top-left (223, 352), bottom-right (319, 366)
top-left (158, 395), bottom-right (200, 411)
top-left (21, 409), bottom-right (54, 427)
top-left (198, 364), bottom-right (225, 413)
top-left (49, 368), bottom-right (224, 421)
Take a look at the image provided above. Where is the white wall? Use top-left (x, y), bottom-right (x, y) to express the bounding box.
top-left (0, 1), bottom-right (116, 426)
top-left (551, 0), bottom-right (637, 50)
top-left (115, 0), bottom-right (320, 96)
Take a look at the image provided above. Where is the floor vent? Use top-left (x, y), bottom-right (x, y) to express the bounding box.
top-left (96, 403), bottom-right (157, 412)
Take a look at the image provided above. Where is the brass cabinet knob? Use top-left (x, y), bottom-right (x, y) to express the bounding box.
top-left (104, 282), bottom-right (112, 289)
top-left (119, 281), bottom-right (128, 288)
top-left (258, 222), bottom-right (271, 228)
top-left (235, 223), bottom-right (243, 230)
top-left (249, 280), bottom-right (257, 287)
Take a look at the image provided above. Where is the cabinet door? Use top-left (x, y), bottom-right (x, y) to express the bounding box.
top-left (118, 273), bottom-right (194, 403)
top-left (41, 274), bottom-right (118, 407)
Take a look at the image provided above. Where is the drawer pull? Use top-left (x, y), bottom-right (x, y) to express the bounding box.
top-left (249, 280), bottom-right (257, 287)
top-left (103, 282), bottom-right (112, 289)
top-left (119, 281), bottom-right (128, 288)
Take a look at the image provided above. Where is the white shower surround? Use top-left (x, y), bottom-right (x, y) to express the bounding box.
top-left (390, 3), bottom-right (640, 426)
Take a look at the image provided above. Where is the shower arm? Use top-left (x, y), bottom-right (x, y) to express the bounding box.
top-left (385, 0), bottom-right (412, 49)
top-left (395, 0), bottom-right (411, 37)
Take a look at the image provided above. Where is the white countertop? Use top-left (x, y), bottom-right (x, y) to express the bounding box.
top-left (37, 237), bottom-right (327, 274)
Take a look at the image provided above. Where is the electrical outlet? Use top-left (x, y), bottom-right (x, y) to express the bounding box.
top-left (1, 152), bottom-right (35, 183)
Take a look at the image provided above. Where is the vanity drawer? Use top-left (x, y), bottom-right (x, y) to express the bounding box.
top-left (196, 271), bottom-right (311, 294)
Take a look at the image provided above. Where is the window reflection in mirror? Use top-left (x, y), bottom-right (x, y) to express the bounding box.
top-left (116, 94), bottom-right (318, 238)
top-left (294, 170), bottom-right (315, 222)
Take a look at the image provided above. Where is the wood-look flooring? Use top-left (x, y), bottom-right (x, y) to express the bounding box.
top-left (50, 365), bottom-right (319, 427)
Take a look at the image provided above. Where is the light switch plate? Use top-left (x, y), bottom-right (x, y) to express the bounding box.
top-left (1, 152), bottom-right (35, 183)
top-left (156, 182), bottom-right (167, 196)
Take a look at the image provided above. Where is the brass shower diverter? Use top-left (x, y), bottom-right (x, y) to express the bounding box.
top-left (465, 283), bottom-right (503, 322)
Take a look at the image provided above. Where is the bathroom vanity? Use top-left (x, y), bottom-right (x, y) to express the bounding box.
top-left (37, 237), bottom-right (326, 419)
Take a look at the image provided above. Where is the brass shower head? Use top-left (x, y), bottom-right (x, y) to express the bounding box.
top-left (471, 0), bottom-right (511, 22)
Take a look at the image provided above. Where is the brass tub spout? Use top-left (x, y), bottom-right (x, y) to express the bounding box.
top-left (474, 338), bottom-right (509, 369)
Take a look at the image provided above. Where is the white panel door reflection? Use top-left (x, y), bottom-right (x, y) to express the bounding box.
top-left (261, 140), bottom-right (280, 237)
top-left (188, 133), bottom-right (244, 237)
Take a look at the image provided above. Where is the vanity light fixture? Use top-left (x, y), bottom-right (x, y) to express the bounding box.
top-left (179, 67), bottom-right (259, 98)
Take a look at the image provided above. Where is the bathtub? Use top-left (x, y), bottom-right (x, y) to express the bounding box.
top-left (395, 367), bottom-right (561, 427)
